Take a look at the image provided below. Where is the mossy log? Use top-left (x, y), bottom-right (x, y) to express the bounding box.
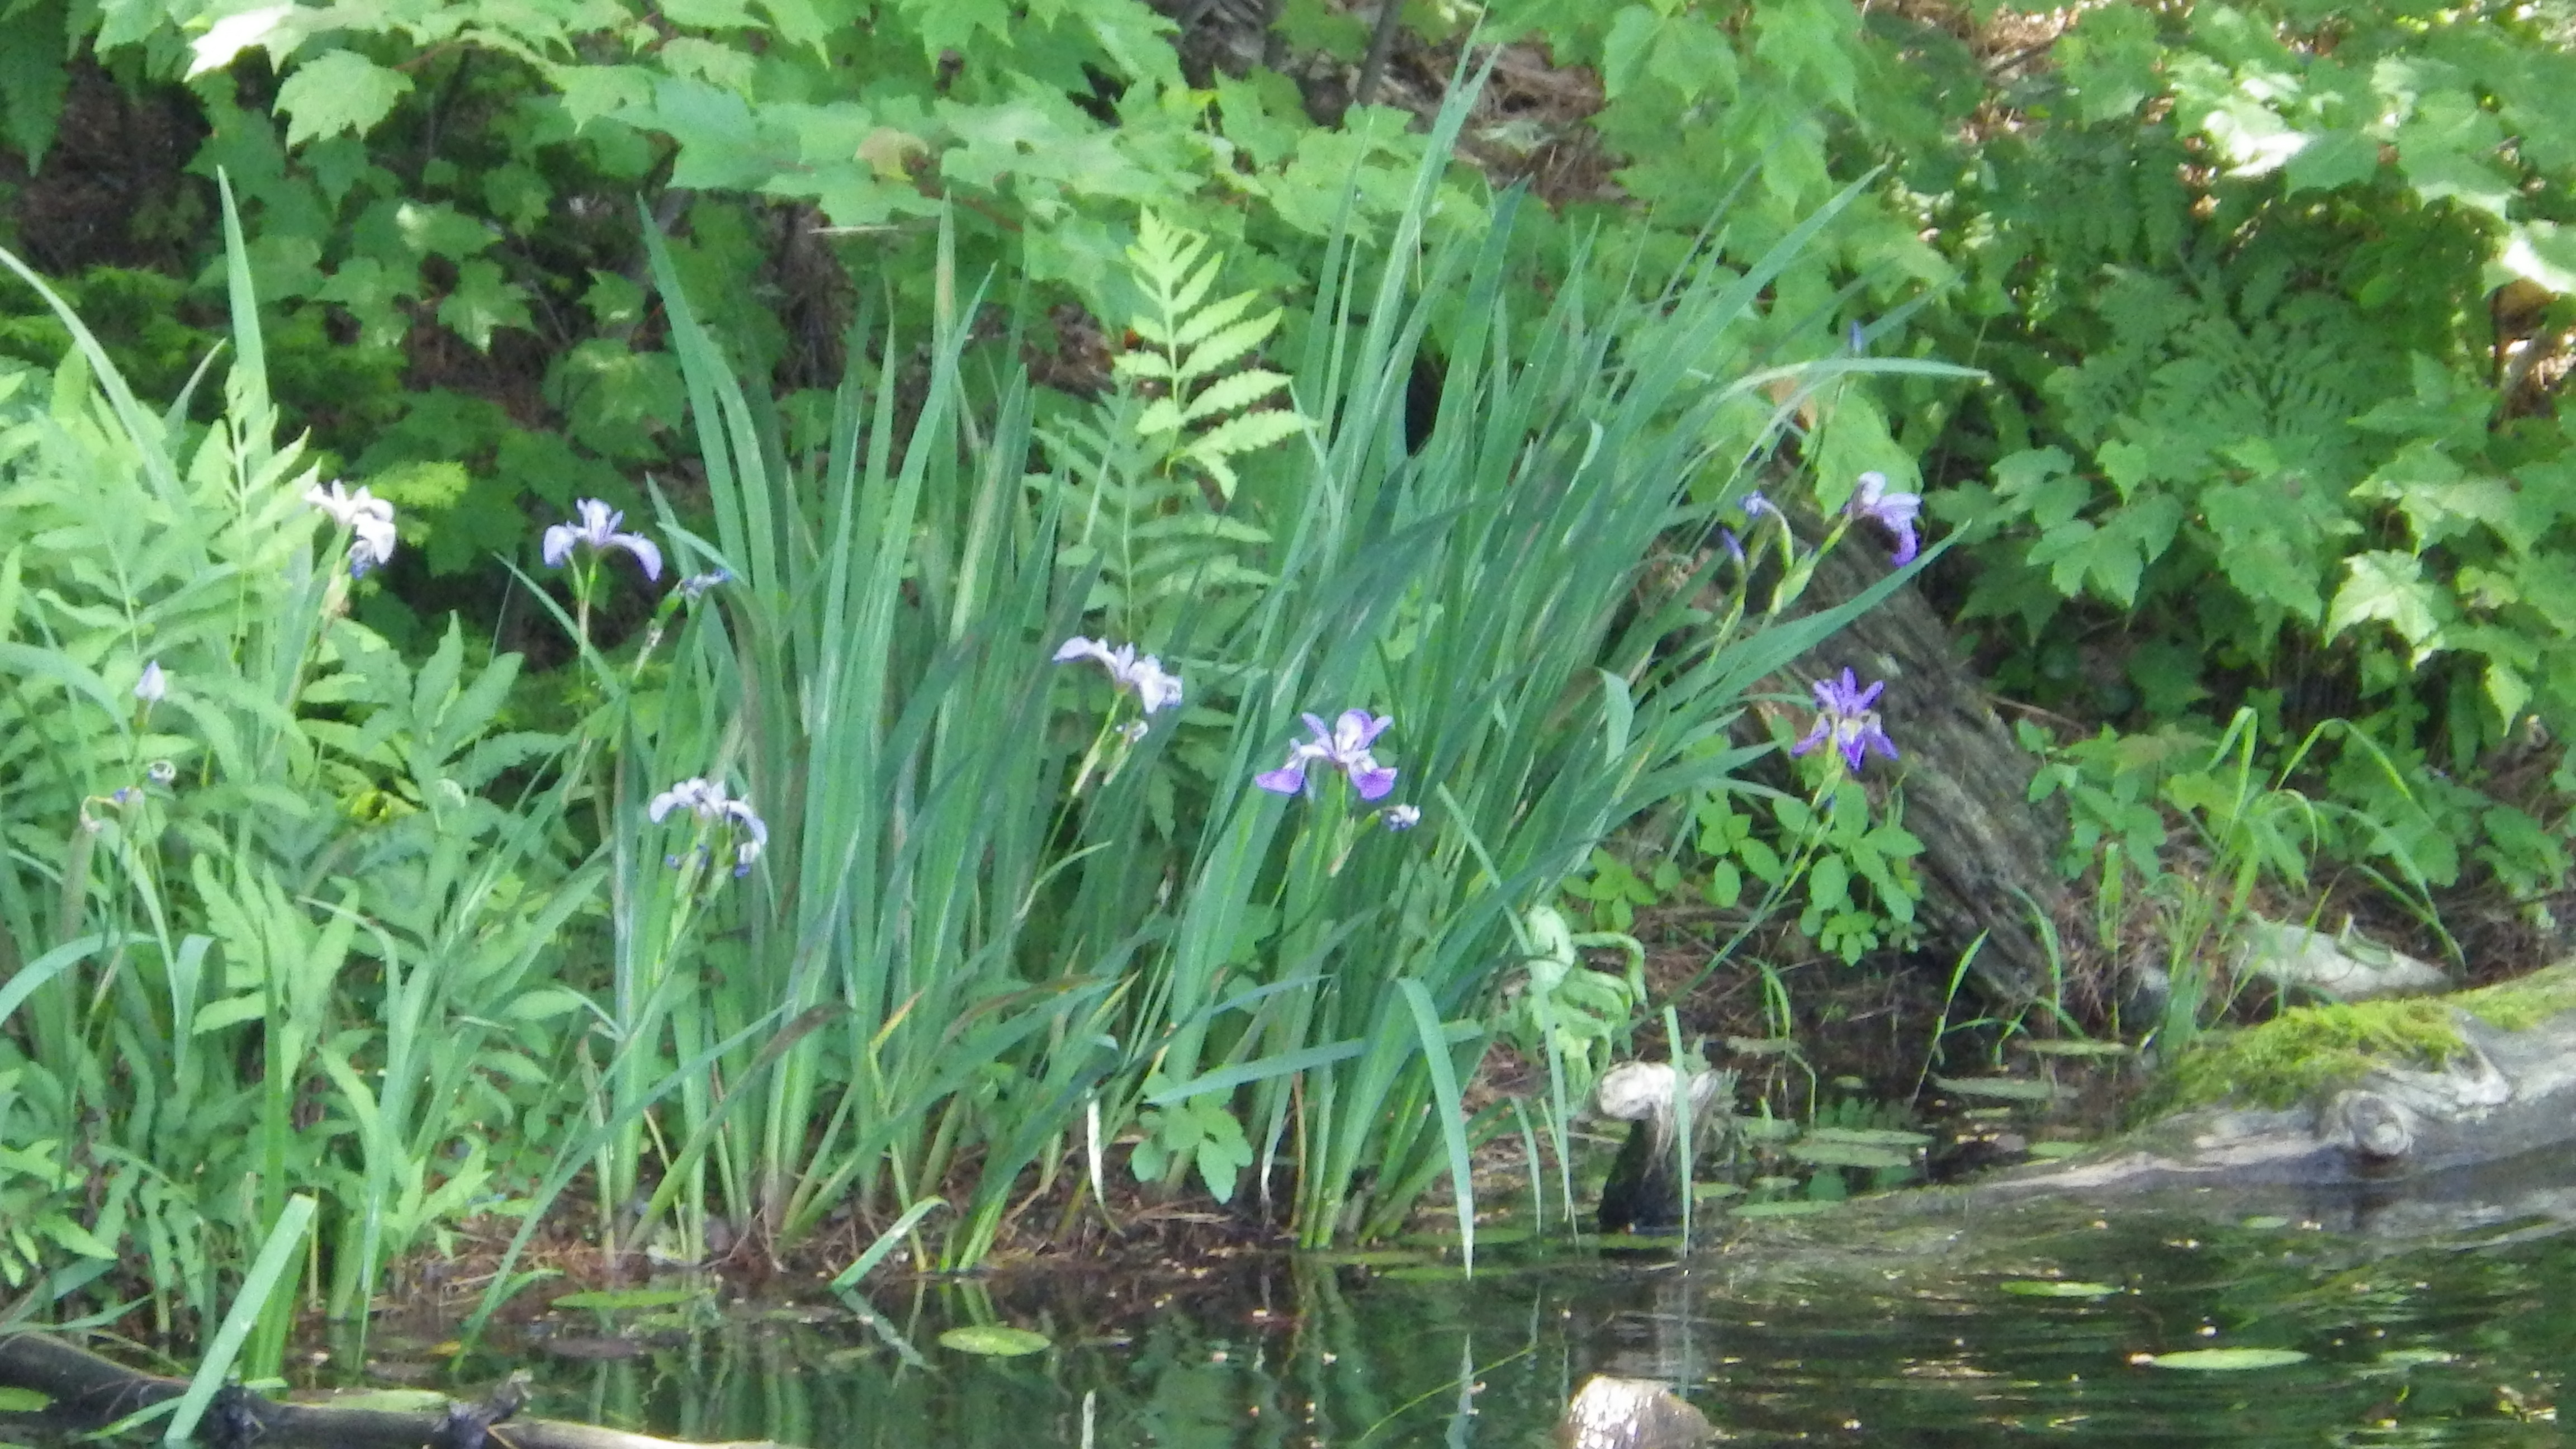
top-left (0, 1333), bottom-right (788, 1449)
top-left (1793, 539), bottom-right (2069, 1007)
top-left (1974, 964), bottom-right (2576, 1203)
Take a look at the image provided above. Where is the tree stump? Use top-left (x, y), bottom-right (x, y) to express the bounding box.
top-left (1790, 539), bottom-right (2071, 1007)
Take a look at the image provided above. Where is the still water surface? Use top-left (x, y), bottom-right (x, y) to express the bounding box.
top-left (439, 1196), bottom-right (2570, 1448)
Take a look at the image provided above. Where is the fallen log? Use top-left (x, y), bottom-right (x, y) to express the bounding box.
top-left (0, 1333), bottom-right (790, 1449)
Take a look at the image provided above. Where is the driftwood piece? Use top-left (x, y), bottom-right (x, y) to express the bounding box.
top-left (0, 1333), bottom-right (790, 1449)
top-left (1793, 540), bottom-right (2069, 1007)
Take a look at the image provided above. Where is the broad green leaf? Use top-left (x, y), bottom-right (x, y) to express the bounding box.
top-left (188, 4), bottom-right (309, 78)
top-left (2001, 1280), bottom-right (2120, 1298)
top-left (2326, 551), bottom-right (2453, 659)
top-left (437, 259), bottom-right (533, 351)
top-left (661, 0), bottom-right (754, 26)
top-left (1599, 7), bottom-right (1663, 101)
top-left (2284, 129), bottom-right (2380, 193)
top-left (277, 51), bottom-right (414, 148)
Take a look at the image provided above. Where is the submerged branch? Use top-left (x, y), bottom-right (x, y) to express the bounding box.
top-left (0, 1334), bottom-right (793, 1449)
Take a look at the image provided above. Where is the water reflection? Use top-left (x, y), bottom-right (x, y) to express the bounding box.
top-left (422, 1211), bottom-right (2566, 1448)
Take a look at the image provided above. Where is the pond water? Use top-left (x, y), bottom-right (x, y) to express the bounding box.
top-left (409, 1185), bottom-right (2569, 1448)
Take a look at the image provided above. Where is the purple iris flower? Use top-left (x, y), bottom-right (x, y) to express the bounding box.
top-left (1718, 528), bottom-right (1745, 568)
top-left (648, 776), bottom-right (768, 876)
top-left (135, 660), bottom-right (165, 704)
top-left (1791, 668), bottom-right (1898, 774)
top-left (1054, 636), bottom-right (1184, 718)
top-left (1256, 709), bottom-right (1398, 801)
top-left (544, 499), bottom-right (664, 581)
top-left (1741, 490), bottom-right (1777, 523)
top-left (1848, 472), bottom-right (1921, 566)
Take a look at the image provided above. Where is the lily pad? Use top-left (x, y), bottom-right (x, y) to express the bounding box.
top-left (1933, 1075), bottom-right (2058, 1102)
top-left (1690, 1181), bottom-right (1744, 1201)
top-left (939, 1325), bottom-right (1052, 1357)
top-left (552, 1287), bottom-right (702, 1312)
top-left (0, 1387), bottom-right (53, 1412)
top-left (2026, 1140), bottom-right (2092, 1159)
top-left (2144, 1347), bottom-right (2310, 1371)
top-left (2001, 1280), bottom-right (2120, 1298)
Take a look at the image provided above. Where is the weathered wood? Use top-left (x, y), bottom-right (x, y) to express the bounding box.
top-left (1793, 539), bottom-right (2070, 1007)
top-left (0, 1333), bottom-right (789, 1449)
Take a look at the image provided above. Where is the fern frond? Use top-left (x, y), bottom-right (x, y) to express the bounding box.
top-left (1180, 313), bottom-right (1282, 382)
top-left (1181, 369), bottom-right (1290, 425)
top-left (1172, 291), bottom-right (1262, 352)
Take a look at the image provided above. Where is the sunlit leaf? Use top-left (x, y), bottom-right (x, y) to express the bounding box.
top-left (939, 1325), bottom-right (1052, 1357)
top-left (2146, 1347), bottom-right (2310, 1371)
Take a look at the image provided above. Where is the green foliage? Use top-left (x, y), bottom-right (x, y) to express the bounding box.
top-left (0, 187), bottom-right (593, 1336)
top-left (1925, 0), bottom-right (2576, 936)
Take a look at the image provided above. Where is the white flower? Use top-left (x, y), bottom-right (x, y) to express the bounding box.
top-left (1054, 636), bottom-right (1185, 719)
top-left (305, 480), bottom-right (399, 576)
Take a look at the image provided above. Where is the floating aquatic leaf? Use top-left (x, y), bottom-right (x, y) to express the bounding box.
top-left (1803, 1126), bottom-right (1935, 1148)
top-left (1306, 1248), bottom-right (1429, 1267)
top-left (939, 1325), bottom-right (1052, 1357)
top-left (551, 1287), bottom-right (702, 1311)
top-left (1787, 1140), bottom-right (1916, 1169)
top-left (2026, 1140), bottom-right (2091, 1159)
top-left (2001, 1280), bottom-right (2120, 1298)
top-left (1738, 1116), bottom-right (1801, 1142)
top-left (2146, 1347), bottom-right (2310, 1371)
top-left (1933, 1075), bottom-right (2058, 1101)
top-left (0, 1386), bottom-right (53, 1412)
top-left (1691, 1181), bottom-right (1745, 1201)
top-left (2240, 1215), bottom-right (2291, 1230)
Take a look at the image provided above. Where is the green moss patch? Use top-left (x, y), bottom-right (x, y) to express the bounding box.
top-left (2158, 1000), bottom-right (2468, 1112)
top-left (2456, 960), bottom-right (2576, 1033)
